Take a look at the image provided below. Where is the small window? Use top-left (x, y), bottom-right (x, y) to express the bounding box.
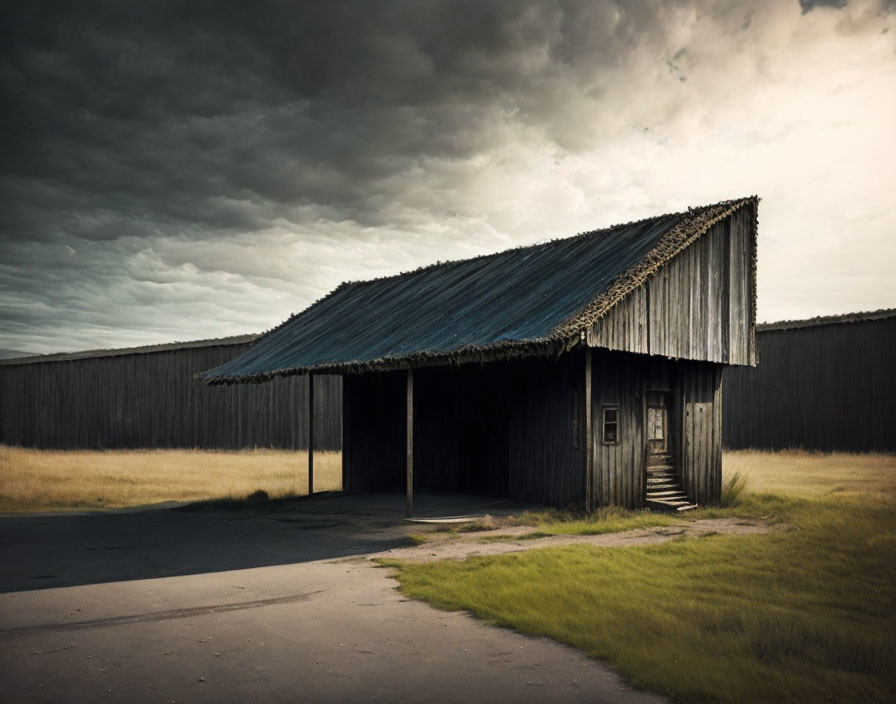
top-left (602, 406), bottom-right (619, 445)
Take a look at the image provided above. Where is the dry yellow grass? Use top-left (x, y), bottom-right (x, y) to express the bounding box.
top-left (723, 449), bottom-right (896, 500)
top-left (3, 445), bottom-right (892, 515)
top-left (0, 445), bottom-right (342, 513)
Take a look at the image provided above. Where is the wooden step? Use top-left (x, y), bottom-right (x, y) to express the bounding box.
top-left (675, 503), bottom-right (699, 512)
top-left (646, 490), bottom-right (687, 499)
top-left (648, 499), bottom-right (690, 509)
top-left (644, 456), bottom-right (694, 511)
top-left (647, 497), bottom-right (688, 504)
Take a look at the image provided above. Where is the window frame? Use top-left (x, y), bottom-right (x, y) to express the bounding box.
top-left (601, 405), bottom-right (620, 445)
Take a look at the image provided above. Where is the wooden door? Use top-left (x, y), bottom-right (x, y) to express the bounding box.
top-left (646, 391), bottom-right (669, 455)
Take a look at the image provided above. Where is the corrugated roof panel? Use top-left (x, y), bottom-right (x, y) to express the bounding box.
top-left (201, 198), bottom-right (756, 381)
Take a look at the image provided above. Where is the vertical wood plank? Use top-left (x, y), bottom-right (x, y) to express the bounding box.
top-left (406, 368), bottom-right (414, 517)
top-left (308, 373), bottom-right (314, 496)
top-left (584, 348), bottom-right (593, 512)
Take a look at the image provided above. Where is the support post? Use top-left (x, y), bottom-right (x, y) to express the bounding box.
top-left (584, 348), bottom-right (593, 512)
top-left (406, 368), bottom-right (414, 518)
top-left (307, 373), bottom-right (314, 497)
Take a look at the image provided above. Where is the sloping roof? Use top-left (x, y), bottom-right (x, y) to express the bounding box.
top-left (758, 308), bottom-right (896, 333)
top-left (201, 196), bottom-right (758, 383)
top-left (0, 334), bottom-right (259, 367)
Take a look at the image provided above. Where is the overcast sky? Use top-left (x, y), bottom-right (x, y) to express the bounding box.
top-left (1, 0), bottom-right (894, 355)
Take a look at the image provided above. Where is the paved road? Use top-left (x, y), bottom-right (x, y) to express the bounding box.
top-left (0, 494), bottom-right (666, 703)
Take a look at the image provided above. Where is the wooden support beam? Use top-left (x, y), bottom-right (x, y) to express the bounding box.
top-left (307, 373), bottom-right (314, 497)
top-left (406, 368), bottom-right (414, 517)
top-left (584, 348), bottom-right (593, 512)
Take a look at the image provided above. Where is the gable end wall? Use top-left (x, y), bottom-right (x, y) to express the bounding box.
top-left (588, 207), bottom-right (755, 365)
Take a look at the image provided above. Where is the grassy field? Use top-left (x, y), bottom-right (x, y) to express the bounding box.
top-left (724, 449), bottom-right (896, 499)
top-left (0, 445), bottom-right (341, 513)
top-left (387, 451), bottom-right (896, 704)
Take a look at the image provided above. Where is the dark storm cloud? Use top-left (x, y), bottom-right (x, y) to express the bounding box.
top-left (2, 0), bottom-right (694, 352)
top-left (2, 0), bottom-right (894, 354)
top-left (1, 0), bottom-right (715, 242)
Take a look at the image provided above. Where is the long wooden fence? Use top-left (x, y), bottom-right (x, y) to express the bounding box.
top-left (4, 311), bottom-right (891, 453)
top-left (0, 336), bottom-right (342, 450)
top-left (722, 312), bottom-right (894, 452)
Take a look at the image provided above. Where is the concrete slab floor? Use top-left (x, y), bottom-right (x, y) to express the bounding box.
top-left (0, 493), bottom-right (666, 703)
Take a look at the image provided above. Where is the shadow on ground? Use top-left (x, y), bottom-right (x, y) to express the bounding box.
top-left (0, 492), bottom-right (525, 593)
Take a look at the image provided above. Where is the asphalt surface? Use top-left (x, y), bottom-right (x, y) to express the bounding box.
top-left (0, 493), bottom-right (666, 703)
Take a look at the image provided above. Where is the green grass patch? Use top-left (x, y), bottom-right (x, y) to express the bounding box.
top-left (530, 506), bottom-right (684, 535)
top-left (466, 506), bottom-right (693, 537)
top-left (388, 494), bottom-right (896, 703)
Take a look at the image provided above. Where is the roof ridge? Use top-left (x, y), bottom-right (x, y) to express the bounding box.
top-left (0, 333), bottom-right (262, 366)
top-left (550, 196), bottom-right (758, 342)
top-left (758, 307), bottom-right (896, 332)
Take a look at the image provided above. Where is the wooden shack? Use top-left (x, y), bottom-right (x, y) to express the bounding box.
top-left (203, 197), bottom-right (758, 512)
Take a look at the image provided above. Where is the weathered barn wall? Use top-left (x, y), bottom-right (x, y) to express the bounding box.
top-left (0, 342), bottom-right (342, 450)
top-left (590, 350), bottom-right (648, 509)
top-left (675, 361), bottom-right (723, 505)
top-left (722, 315), bottom-right (895, 452)
top-left (588, 351), bottom-right (721, 508)
top-left (588, 202), bottom-right (756, 366)
top-left (507, 353), bottom-right (585, 507)
top-left (342, 350), bottom-right (724, 509)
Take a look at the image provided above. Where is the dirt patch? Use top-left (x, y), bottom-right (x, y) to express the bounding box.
top-left (374, 518), bottom-right (776, 563)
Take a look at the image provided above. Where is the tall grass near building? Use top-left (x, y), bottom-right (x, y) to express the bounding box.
top-left (0, 445), bottom-right (341, 513)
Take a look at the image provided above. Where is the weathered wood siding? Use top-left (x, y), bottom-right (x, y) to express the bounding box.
top-left (507, 353), bottom-right (585, 507)
top-left (588, 351), bottom-right (709, 509)
top-left (588, 203), bottom-right (755, 366)
top-left (723, 316), bottom-right (895, 451)
top-left (590, 350), bottom-right (647, 509)
top-left (343, 350), bottom-right (724, 508)
top-left (586, 352), bottom-right (721, 508)
top-left (673, 361), bottom-right (723, 505)
top-left (0, 346), bottom-right (342, 450)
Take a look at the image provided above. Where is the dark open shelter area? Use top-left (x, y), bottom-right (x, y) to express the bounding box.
top-left (203, 197), bottom-right (758, 512)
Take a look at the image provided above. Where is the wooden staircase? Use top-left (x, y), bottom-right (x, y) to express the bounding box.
top-left (645, 453), bottom-right (698, 512)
